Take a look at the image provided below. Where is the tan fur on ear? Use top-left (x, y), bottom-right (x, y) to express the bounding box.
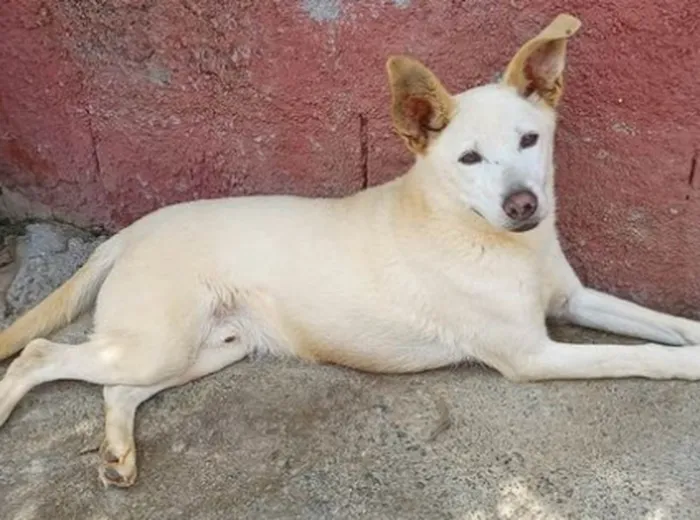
top-left (503, 14), bottom-right (582, 107)
top-left (386, 56), bottom-right (455, 155)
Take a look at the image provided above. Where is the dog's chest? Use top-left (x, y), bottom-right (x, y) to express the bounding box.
top-left (379, 245), bottom-right (546, 347)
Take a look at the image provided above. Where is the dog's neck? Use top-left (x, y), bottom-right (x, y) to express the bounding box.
top-left (388, 159), bottom-right (557, 252)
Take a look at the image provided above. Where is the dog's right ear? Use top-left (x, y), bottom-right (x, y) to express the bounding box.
top-left (386, 56), bottom-right (455, 155)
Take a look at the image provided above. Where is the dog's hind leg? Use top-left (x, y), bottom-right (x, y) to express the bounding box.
top-left (0, 332), bottom-right (195, 428)
top-left (98, 343), bottom-right (249, 488)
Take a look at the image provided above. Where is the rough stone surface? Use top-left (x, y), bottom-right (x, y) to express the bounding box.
top-left (1, 1), bottom-right (700, 315)
top-left (1, 222), bottom-right (700, 518)
top-left (4, 222), bottom-right (105, 315)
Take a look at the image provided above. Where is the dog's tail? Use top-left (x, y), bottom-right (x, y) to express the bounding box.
top-left (0, 235), bottom-right (123, 360)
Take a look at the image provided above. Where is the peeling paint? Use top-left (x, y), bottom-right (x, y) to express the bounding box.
top-left (625, 208), bottom-right (651, 245)
top-left (146, 63), bottom-right (172, 86)
top-left (611, 121), bottom-right (636, 136)
top-left (301, 0), bottom-right (410, 22)
top-left (301, 0), bottom-right (342, 22)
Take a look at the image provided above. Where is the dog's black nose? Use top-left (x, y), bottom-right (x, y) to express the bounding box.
top-left (503, 190), bottom-right (538, 222)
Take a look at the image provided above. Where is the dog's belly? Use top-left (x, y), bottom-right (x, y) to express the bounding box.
top-left (269, 301), bottom-right (467, 373)
top-left (249, 263), bottom-right (545, 374)
top-left (260, 279), bottom-right (544, 374)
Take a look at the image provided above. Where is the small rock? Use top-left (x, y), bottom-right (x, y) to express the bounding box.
top-left (5, 222), bottom-right (107, 316)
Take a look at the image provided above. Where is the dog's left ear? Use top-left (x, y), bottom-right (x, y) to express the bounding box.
top-left (502, 14), bottom-right (582, 107)
top-left (386, 55), bottom-right (455, 155)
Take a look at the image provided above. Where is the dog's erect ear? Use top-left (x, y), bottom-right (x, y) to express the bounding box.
top-left (386, 56), bottom-right (455, 155)
top-left (502, 14), bottom-right (582, 107)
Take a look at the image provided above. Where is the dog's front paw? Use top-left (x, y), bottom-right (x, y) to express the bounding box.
top-left (665, 322), bottom-right (700, 346)
top-left (674, 319), bottom-right (700, 346)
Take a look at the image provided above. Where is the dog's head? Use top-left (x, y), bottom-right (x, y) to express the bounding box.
top-left (387, 14), bottom-right (581, 233)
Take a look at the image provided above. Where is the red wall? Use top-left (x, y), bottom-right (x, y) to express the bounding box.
top-left (1, 0), bottom-right (699, 315)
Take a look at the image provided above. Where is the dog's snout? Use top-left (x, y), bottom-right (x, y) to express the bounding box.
top-left (503, 190), bottom-right (538, 222)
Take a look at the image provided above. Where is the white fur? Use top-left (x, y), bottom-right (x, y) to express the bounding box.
top-left (1, 14), bottom-right (699, 488)
top-left (433, 84), bottom-right (557, 229)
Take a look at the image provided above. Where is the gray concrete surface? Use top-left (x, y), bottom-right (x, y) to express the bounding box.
top-left (0, 222), bottom-right (699, 519)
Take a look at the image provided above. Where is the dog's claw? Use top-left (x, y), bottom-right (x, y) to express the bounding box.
top-left (99, 441), bottom-right (137, 488)
top-left (102, 449), bottom-right (119, 464)
top-left (100, 463), bottom-right (137, 488)
top-left (102, 466), bottom-right (125, 484)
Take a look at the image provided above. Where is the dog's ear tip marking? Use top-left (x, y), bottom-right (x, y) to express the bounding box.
top-left (387, 55), bottom-right (413, 78)
top-left (385, 55), bottom-right (453, 155)
top-left (387, 54), bottom-right (410, 65)
top-left (387, 55), bottom-right (427, 78)
top-left (553, 13), bottom-right (582, 34)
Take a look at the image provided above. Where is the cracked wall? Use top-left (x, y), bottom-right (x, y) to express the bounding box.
top-left (1, 0), bottom-right (700, 315)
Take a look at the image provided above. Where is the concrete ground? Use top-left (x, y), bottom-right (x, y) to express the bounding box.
top-left (0, 222), bottom-right (699, 519)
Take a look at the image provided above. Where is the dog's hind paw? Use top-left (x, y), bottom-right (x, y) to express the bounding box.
top-left (99, 441), bottom-right (137, 488)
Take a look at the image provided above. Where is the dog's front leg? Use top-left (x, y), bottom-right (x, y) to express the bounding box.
top-left (546, 247), bottom-right (700, 345)
top-left (562, 287), bottom-right (700, 345)
top-left (504, 340), bottom-right (700, 382)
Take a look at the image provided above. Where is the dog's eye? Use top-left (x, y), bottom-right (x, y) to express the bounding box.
top-left (459, 150), bottom-right (482, 165)
top-left (520, 132), bottom-right (539, 149)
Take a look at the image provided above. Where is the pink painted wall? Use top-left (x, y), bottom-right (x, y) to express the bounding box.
top-left (1, 0), bottom-right (699, 314)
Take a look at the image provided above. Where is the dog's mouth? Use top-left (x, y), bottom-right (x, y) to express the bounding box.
top-left (470, 208), bottom-right (542, 233)
top-left (508, 219), bottom-right (540, 233)
top-left (471, 208), bottom-right (485, 219)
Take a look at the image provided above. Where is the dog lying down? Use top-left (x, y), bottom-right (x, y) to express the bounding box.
top-left (1, 14), bottom-right (700, 489)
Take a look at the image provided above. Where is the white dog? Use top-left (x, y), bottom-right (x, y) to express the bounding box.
top-left (1, 14), bottom-right (699, 488)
